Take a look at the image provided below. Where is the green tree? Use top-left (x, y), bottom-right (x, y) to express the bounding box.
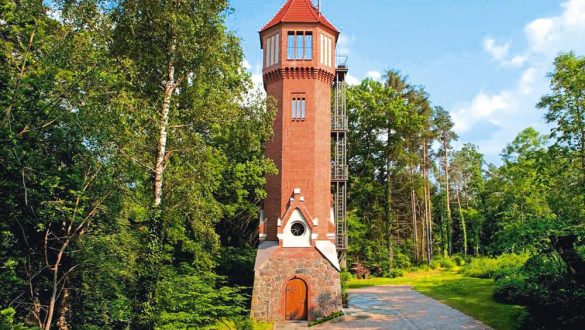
top-left (451, 144), bottom-right (485, 256)
top-left (538, 52), bottom-right (585, 220)
top-left (432, 107), bottom-right (458, 256)
top-left (111, 0), bottom-right (277, 327)
top-left (0, 1), bottom-right (126, 328)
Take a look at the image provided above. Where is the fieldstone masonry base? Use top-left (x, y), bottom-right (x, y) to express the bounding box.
top-left (251, 247), bottom-right (342, 321)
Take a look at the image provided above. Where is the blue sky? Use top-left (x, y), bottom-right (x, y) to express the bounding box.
top-left (227, 0), bottom-right (585, 164)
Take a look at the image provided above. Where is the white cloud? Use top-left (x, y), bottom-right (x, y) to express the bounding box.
top-left (483, 37), bottom-right (526, 67)
top-left (452, 91), bottom-right (513, 133)
top-left (483, 38), bottom-right (510, 61)
top-left (509, 55), bottom-right (528, 67)
top-left (454, 0), bottom-right (585, 162)
top-left (366, 70), bottom-right (382, 81)
top-left (345, 73), bottom-right (360, 86)
top-left (242, 59), bottom-right (252, 70)
top-left (336, 34), bottom-right (355, 56)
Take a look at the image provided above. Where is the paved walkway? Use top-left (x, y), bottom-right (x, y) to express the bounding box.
top-left (313, 286), bottom-right (491, 330)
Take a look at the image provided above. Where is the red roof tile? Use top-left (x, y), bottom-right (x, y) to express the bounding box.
top-left (260, 0), bottom-right (339, 34)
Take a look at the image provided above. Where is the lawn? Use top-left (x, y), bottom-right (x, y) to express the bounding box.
top-left (348, 270), bottom-right (527, 330)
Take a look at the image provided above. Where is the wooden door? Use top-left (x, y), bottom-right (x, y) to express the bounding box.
top-left (285, 279), bottom-right (307, 320)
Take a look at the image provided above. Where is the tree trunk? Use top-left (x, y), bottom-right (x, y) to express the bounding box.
top-left (386, 129), bottom-right (394, 271)
top-left (154, 39), bottom-right (177, 208)
top-left (45, 237), bottom-right (70, 330)
top-left (57, 288), bottom-right (70, 330)
top-left (420, 167), bottom-right (428, 264)
top-left (455, 184), bottom-right (468, 256)
top-left (443, 134), bottom-right (453, 256)
top-left (440, 211), bottom-right (447, 257)
top-left (423, 141), bottom-right (433, 263)
top-left (550, 235), bottom-right (585, 285)
top-left (410, 169), bottom-right (419, 264)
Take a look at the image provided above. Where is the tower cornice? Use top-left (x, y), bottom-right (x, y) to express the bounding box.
top-left (263, 67), bottom-right (335, 86)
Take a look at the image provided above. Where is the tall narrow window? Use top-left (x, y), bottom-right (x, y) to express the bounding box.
top-left (292, 96), bottom-right (307, 120)
top-left (288, 32), bottom-right (295, 60)
top-left (320, 34), bottom-right (324, 64)
top-left (305, 33), bottom-right (313, 60)
top-left (296, 99), bottom-right (301, 118)
top-left (274, 35), bottom-right (279, 64)
top-left (296, 32), bottom-right (304, 59)
top-left (267, 37), bottom-right (273, 66)
top-left (320, 33), bottom-right (333, 66)
top-left (264, 34), bottom-right (280, 67)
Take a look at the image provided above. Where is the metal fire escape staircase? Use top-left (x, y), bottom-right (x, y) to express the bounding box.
top-left (332, 56), bottom-right (348, 267)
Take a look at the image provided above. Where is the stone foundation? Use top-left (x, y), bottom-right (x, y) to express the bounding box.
top-left (250, 246), bottom-right (342, 321)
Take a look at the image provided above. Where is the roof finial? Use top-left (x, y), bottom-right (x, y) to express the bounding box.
top-left (318, 0), bottom-right (321, 17)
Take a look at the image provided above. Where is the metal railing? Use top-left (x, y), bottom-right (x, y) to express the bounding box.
top-left (331, 115), bottom-right (348, 131)
top-left (332, 58), bottom-right (349, 254)
top-left (331, 164), bottom-right (348, 182)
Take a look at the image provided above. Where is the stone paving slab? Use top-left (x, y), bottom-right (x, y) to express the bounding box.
top-left (314, 286), bottom-right (492, 330)
top-left (273, 321), bottom-right (309, 330)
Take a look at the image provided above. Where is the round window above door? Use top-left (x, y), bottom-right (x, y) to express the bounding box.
top-left (291, 222), bottom-right (305, 236)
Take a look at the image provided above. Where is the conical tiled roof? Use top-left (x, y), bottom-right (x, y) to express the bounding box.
top-left (260, 0), bottom-right (339, 34)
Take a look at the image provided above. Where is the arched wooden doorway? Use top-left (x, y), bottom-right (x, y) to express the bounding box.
top-left (285, 278), bottom-right (308, 320)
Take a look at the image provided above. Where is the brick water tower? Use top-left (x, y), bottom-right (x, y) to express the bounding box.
top-left (251, 0), bottom-right (348, 322)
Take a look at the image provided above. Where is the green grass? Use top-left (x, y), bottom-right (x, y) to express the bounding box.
top-left (348, 270), bottom-right (527, 330)
top-left (205, 319), bottom-right (273, 330)
top-left (251, 320), bottom-right (274, 330)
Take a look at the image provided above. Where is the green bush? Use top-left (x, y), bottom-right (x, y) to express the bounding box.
top-left (463, 253), bottom-right (529, 279)
top-left (493, 275), bottom-right (530, 305)
top-left (452, 255), bottom-right (466, 266)
top-left (340, 271), bottom-right (353, 306)
top-left (308, 311), bottom-right (344, 327)
top-left (430, 256), bottom-right (454, 270)
top-left (0, 308), bottom-right (28, 330)
top-left (492, 253), bottom-right (585, 329)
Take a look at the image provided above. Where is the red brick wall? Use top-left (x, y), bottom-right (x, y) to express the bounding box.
top-left (261, 23), bottom-right (337, 240)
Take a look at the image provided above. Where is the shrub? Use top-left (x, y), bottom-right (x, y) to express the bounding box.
top-left (340, 271), bottom-right (353, 307)
top-left (0, 308), bottom-right (28, 330)
top-left (452, 255), bottom-right (465, 266)
top-left (387, 269), bottom-right (405, 278)
top-left (430, 256), bottom-right (454, 270)
top-left (492, 253), bottom-right (585, 329)
top-left (493, 275), bottom-right (530, 305)
top-left (429, 259), bottom-right (440, 270)
top-left (308, 311), bottom-right (344, 327)
top-left (463, 253), bottom-right (529, 279)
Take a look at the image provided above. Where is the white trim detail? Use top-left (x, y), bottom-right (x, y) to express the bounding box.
top-left (254, 241), bottom-right (279, 271)
top-left (277, 217), bottom-right (282, 227)
top-left (294, 187), bottom-right (301, 194)
top-left (315, 240), bottom-right (341, 271)
top-left (330, 207), bottom-right (335, 224)
top-left (282, 209), bottom-right (311, 248)
top-left (312, 217), bottom-right (318, 227)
